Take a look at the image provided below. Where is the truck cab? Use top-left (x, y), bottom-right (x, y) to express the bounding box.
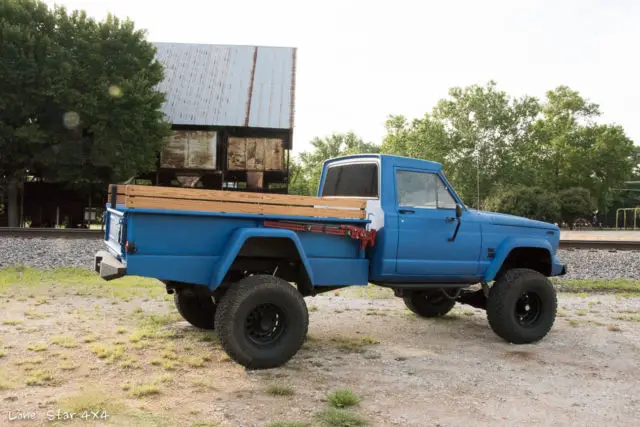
top-left (318, 154), bottom-right (565, 286)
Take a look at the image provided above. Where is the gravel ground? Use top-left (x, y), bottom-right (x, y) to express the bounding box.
top-left (0, 291), bottom-right (639, 426)
top-left (1, 237), bottom-right (639, 281)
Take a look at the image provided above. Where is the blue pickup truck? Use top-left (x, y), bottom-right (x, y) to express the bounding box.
top-left (95, 154), bottom-right (566, 369)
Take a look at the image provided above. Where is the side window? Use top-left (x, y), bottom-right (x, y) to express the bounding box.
top-left (396, 170), bottom-right (456, 209)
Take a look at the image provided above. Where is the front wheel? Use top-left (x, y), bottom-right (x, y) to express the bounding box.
top-left (403, 291), bottom-right (456, 318)
top-left (215, 275), bottom-right (309, 369)
top-left (487, 268), bottom-right (557, 344)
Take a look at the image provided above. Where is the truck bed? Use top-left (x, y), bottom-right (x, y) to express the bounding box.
top-left (98, 185), bottom-right (373, 290)
top-left (108, 185), bottom-right (367, 220)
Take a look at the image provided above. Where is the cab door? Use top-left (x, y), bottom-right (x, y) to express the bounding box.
top-left (394, 168), bottom-right (482, 278)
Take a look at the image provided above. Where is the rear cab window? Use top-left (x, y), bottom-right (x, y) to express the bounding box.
top-left (321, 163), bottom-right (379, 198)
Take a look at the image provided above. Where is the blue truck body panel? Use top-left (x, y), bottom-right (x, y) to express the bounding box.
top-left (99, 154), bottom-right (566, 289)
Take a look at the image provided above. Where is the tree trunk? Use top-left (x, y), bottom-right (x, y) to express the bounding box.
top-left (7, 177), bottom-right (19, 227)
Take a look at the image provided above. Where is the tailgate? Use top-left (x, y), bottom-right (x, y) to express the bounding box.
top-left (104, 208), bottom-right (126, 256)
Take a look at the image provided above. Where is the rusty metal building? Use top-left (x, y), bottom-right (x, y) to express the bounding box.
top-left (142, 42), bottom-right (297, 193)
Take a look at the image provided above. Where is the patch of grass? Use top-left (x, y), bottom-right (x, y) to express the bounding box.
top-left (116, 327), bottom-right (127, 334)
top-left (24, 311), bottom-right (48, 319)
top-left (150, 359), bottom-right (162, 366)
top-left (82, 334), bottom-right (99, 343)
top-left (557, 309), bottom-right (568, 317)
top-left (308, 305), bottom-right (319, 312)
top-left (266, 384), bottom-right (295, 396)
top-left (314, 408), bottom-right (367, 427)
top-left (90, 343), bottom-right (125, 363)
top-left (575, 309), bottom-right (588, 316)
top-left (162, 350), bottom-right (179, 360)
top-left (2, 319), bottom-right (23, 326)
top-left (607, 324), bottom-right (622, 332)
top-left (27, 343), bottom-right (48, 352)
top-left (554, 278), bottom-right (640, 294)
top-left (163, 360), bottom-right (177, 371)
top-left (613, 314), bottom-right (640, 322)
top-left (328, 389), bottom-right (360, 408)
top-left (58, 390), bottom-right (124, 416)
top-left (331, 336), bottom-right (378, 353)
top-left (0, 348), bottom-right (5, 358)
top-left (129, 382), bottom-right (160, 398)
top-left (119, 358), bottom-right (139, 369)
top-left (567, 319), bottom-right (583, 327)
top-left (155, 374), bottom-right (174, 384)
top-left (49, 335), bottom-right (77, 348)
top-left (26, 369), bottom-right (56, 386)
top-left (266, 422), bottom-right (311, 427)
top-left (35, 296), bottom-right (48, 305)
top-left (59, 361), bottom-right (78, 371)
top-left (183, 356), bottom-right (206, 368)
top-left (0, 376), bottom-right (15, 390)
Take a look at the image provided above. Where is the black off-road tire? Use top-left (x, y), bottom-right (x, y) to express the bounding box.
top-left (487, 268), bottom-right (557, 344)
top-left (403, 291), bottom-right (456, 318)
top-left (174, 289), bottom-right (216, 330)
top-left (214, 275), bottom-right (308, 369)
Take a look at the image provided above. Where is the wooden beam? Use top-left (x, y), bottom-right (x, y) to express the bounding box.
top-left (124, 185), bottom-right (367, 209)
top-left (126, 196), bottom-right (366, 219)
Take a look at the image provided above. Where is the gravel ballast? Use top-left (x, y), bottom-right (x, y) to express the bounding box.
top-left (0, 237), bottom-right (638, 280)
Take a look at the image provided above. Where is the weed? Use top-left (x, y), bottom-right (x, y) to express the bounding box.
top-left (57, 390), bottom-right (123, 415)
top-left (183, 356), bottom-right (206, 368)
top-left (266, 422), bottom-right (310, 427)
top-left (613, 314), bottom-right (640, 322)
top-left (116, 327), bottom-right (127, 334)
top-left (59, 361), bottom-right (78, 371)
top-left (328, 389), bottom-right (360, 408)
top-left (119, 358), bottom-right (139, 369)
top-left (24, 311), bottom-right (48, 319)
top-left (360, 337), bottom-right (379, 345)
top-left (575, 309), bottom-right (588, 316)
top-left (90, 343), bottom-right (125, 363)
top-left (266, 384), bottom-right (295, 396)
top-left (314, 408), bottom-right (367, 426)
top-left (163, 360), bottom-right (177, 371)
top-left (567, 319), bottom-right (583, 327)
top-left (27, 343), bottom-right (48, 352)
top-left (155, 374), bottom-right (174, 384)
top-left (130, 382), bottom-right (160, 398)
top-left (82, 334), bottom-right (99, 343)
top-left (26, 369), bottom-right (56, 386)
top-left (2, 319), bottom-right (23, 326)
top-left (49, 335), bottom-right (77, 348)
top-left (150, 359), bottom-right (162, 366)
top-left (308, 305), bottom-right (319, 312)
top-left (557, 309), bottom-right (568, 317)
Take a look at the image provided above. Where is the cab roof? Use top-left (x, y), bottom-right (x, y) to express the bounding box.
top-left (322, 154), bottom-right (443, 172)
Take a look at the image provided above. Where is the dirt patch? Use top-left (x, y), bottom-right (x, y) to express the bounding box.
top-left (0, 286), bottom-right (639, 426)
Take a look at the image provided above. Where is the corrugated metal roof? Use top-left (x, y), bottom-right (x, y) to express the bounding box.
top-left (153, 42), bottom-right (296, 130)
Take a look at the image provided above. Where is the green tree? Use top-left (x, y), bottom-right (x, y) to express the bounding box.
top-left (382, 81), bottom-right (540, 208)
top-left (533, 86), bottom-right (635, 210)
top-left (558, 187), bottom-right (594, 225)
top-left (289, 132), bottom-right (379, 196)
top-left (0, 0), bottom-right (170, 226)
top-left (484, 185), bottom-right (561, 223)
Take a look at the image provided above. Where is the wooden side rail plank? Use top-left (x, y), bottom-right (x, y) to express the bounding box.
top-left (124, 185), bottom-right (366, 210)
top-left (125, 196), bottom-right (366, 220)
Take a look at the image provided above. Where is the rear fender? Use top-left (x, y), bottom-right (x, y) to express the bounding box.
top-left (209, 228), bottom-right (314, 290)
top-left (483, 237), bottom-right (553, 282)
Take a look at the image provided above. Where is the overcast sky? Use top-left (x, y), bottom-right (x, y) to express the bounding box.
top-left (44, 0), bottom-right (640, 154)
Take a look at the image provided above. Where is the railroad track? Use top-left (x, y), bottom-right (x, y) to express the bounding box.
top-left (2, 227), bottom-right (640, 250)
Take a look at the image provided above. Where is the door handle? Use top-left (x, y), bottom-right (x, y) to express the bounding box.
top-left (399, 209), bottom-right (415, 214)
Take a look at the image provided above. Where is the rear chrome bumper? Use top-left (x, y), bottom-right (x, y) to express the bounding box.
top-left (94, 250), bottom-right (126, 281)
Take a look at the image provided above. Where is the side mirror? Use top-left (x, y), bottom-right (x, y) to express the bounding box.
top-left (456, 203), bottom-right (463, 218)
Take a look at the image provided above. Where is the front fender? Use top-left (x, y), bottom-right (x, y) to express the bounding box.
top-left (483, 237), bottom-right (553, 282)
top-left (209, 227), bottom-right (314, 289)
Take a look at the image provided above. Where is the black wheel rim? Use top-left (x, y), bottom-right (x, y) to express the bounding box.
top-left (515, 292), bottom-right (542, 327)
top-left (245, 303), bottom-right (286, 345)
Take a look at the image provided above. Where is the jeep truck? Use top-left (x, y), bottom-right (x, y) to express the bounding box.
top-left (95, 154), bottom-right (567, 369)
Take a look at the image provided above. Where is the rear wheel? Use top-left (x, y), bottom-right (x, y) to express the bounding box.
top-left (403, 290), bottom-right (456, 318)
top-left (487, 268), bottom-right (557, 344)
top-left (174, 289), bottom-right (216, 330)
top-left (215, 275), bottom-right (308, 369)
